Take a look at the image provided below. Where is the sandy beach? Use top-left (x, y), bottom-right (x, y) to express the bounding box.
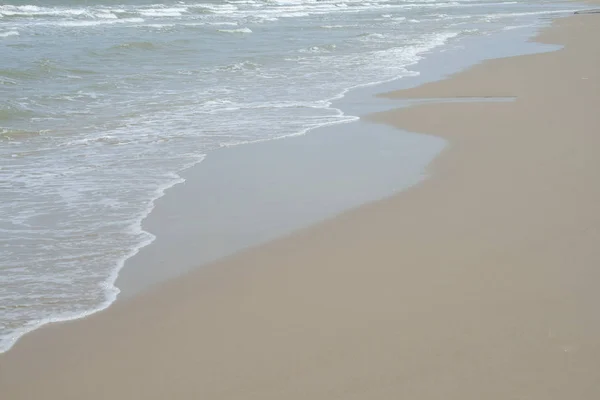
top-left (2, 10), bottom-right (600, 400)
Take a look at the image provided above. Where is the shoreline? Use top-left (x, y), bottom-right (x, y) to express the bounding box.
top-left (2, 8), bottom-right (600, 399)
top-left (113, 10), bottom-right (573, 297)
top-left (0, 7), bottom-right (570, 354)
top-left (0, 6), bottom-right (585, 355)
top-left (79, 12), bottom-right (574, 297)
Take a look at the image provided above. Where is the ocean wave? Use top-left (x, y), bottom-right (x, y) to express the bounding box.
top-left (217, 27), bottom-right (252, 34)
top-left (141, 23), bottom-right (175, 29)
top-left (0, 103), bottom-right (37, 122)
top-left (111, 41), bottom-right (160, 51)
top-left (0, 0), bottom-right (495, 28)
top-left (206, 21), bottom-right (239, 26)
top-left (65, 135), bottom-right (130, 146)
top-left (95, 12), bottom-right (118, 20)
top-left (484, 9), bottom-right (580, 19)
top-left (57, 18), bottom-right (145, 27)
top-left (188, 3), bottom-right (239, 14)
top-left (0, 5), bottom-right (89, 18)
top-left (0, 30), bottom-right (19, 38)
top-left (357, 32), bottom-right (387, 41)
top-left (218, 60), bottom-right (261, 72)
top-left (0, 67), bottom-right (42, 80)
top-left (0, 128), bottom-right (45, 141)
top-left (138, 8), bottom-right (188, 17)
top-left (298, 44), bottom-right (337, 53)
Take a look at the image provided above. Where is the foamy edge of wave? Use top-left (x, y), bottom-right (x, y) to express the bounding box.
top-left (0, 156), bottom-right (203, 354)
top-left (217, 27), bottom-right (252, 34)
top-left (57, 18), bottom-right (144, 27)
top-left (0, 61), bottom-right (411, 353)
top-left (0, 30), bottom-right (19, 38)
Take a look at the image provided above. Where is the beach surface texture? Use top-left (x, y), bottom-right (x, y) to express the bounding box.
top-left (1, 11), bottom-right (600, 400)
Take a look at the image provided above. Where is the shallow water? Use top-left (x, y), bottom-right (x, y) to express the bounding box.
top-left (0, 0), bottom-right (581, 352)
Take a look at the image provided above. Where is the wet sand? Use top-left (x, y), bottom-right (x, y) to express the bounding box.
top-left (2, 12), bottom-right (600, 400)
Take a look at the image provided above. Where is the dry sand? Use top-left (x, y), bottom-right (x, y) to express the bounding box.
top-left (2, 13), bottom-right (600, 400)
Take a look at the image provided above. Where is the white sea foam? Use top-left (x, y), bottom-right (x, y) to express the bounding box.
top-left (485, 9), bottom-right (580, 19)
top-left (189, 3), bottom-right (239, 13)
top-left (502, 24), bottom-right (536, 31)
top-left (0, 166), bottom-right (197, 353)
top-left (358, 32), bottom-right (387, 41)
top-left (138, 8), bottom-right (188, 17)
top-left (142, 23), bottom-right (176, 29)
top-left (299, 44), bottom-right (337, 53)
top-left (0, 30), bottom-right (19, 38)
top-left (217, 27), bottom-right (252, 33)
top-left (57, 18), bottom-right (144, 27)
top-left (206, 21), bottom-right (239, 26)
top-left (96, 12), bottom-right (118, 19)
top-left (0, 5), bottom-right (89, 17)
